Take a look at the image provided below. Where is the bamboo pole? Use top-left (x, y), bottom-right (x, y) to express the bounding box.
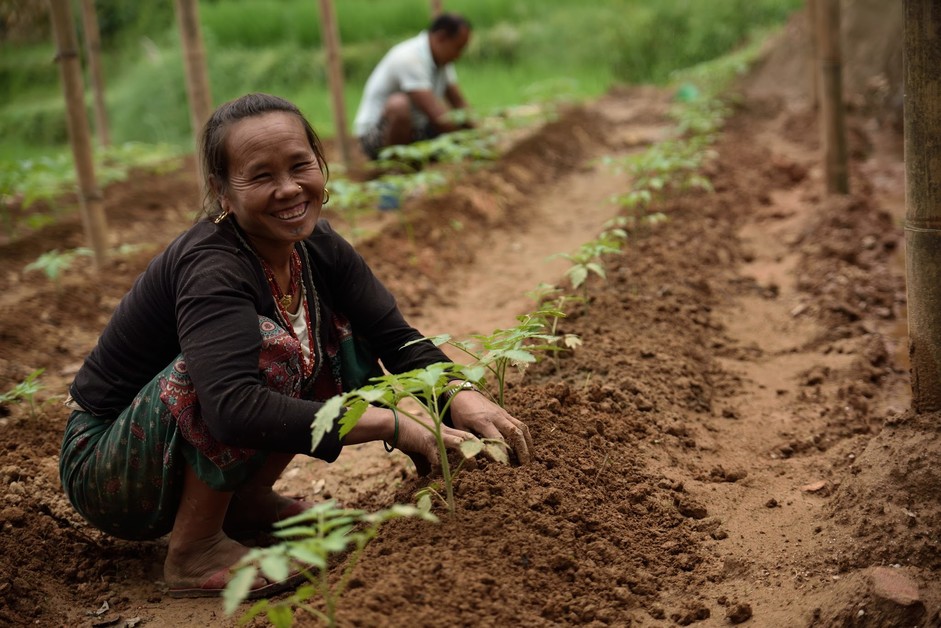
top-left (903, 0), bottom-right (941, 413)
top-left (173, 0), bottom-right (213, 141)
top-left (807, 0), bottom-right (819, 110)
top-left (814, 0), bottom-right (849, 194)
top-left (316, 0), bottom-right (352, 170)
top-left (430, 0), bottom-right (443, 16)
top-left (48, 0), bottom-right (108, 268)
top-left (78, 0), bottom-right (110, 147)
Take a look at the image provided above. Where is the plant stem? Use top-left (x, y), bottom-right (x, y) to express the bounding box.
top-left (435, 420), bottom-right (455, 515)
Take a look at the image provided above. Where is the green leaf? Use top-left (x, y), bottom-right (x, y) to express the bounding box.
top-left (355, 387), bottom-right (389, 404)
top-left (311, 395), bottom-right (345, 451)
top-left (293, 583), bottom-right (318, 603)
top-left (501, 349), bottom-right (537, 363)
top-left (321, 527), bottom-right (354, 553)
top-left (417, 492), bottom-right (433, 514)
top-left (586, 263), bottom-right (606, 279)
top-left (403, 333), bottom-right (451, 348)
top-left (459, 439), bottom-right (483, 459)
top-left (286, 546), bottom-right (327, 570)
top-left (568, 265), bottom-right (588, 288)
top-left (223, 566), bottom-right (259, 615)
top-left (462, 365), bottom-right (487, 383)
top-left (484, 440), bottom-right (510, 465)
top-left (337, 399), bottom-right (368, 438)
top-left (564, 335), bottom-right (583, 350)
top-left (267, 604), bottom-right (295, 628)
top-left (259, 553), bottom-right (290, 583)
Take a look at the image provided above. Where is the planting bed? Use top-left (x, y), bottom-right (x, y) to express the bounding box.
top-left (1, 12), bottom-right (939, 627)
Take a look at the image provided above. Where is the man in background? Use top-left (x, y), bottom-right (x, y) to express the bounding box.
top-left (354, 13), bottom-right (474, 161)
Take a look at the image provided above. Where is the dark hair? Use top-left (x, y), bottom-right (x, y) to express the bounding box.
top-left (429, 12), bottom-right (471, 37)
top-left (199, 92), bottom-right (329, 219)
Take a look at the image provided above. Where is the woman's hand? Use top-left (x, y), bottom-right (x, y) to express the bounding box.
top-left (342, 406), bottom-right (475, 475)
top-left (394, 412), bottom-right (479, 476)
top-left (447, 388), bottom-right (533, 465)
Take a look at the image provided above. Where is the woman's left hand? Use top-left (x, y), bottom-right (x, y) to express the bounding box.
top-left (448, 390), bottom-right (533, 465)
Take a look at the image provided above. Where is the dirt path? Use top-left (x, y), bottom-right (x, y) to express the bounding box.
top-left (409, 92), bottom-right (671, 342)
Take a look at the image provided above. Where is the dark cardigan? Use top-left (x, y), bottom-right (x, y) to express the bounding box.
top-left (69, 218), bottom-right (447, 461)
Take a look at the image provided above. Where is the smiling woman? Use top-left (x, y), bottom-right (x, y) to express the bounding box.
top-left (56, 92), bottom-right (533, 601)
top-left (212, 112), bottom-right (328, 288)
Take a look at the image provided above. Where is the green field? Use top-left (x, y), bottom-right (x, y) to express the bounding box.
top-left (1, 0), bottom-right (801, 160)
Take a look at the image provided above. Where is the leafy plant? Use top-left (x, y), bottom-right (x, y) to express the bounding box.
top-left (415, 308), bottom-right (577, 409)
top-left (554, 235), bottom-right (624, 295)
top-left (375, 127), bottom-right (499, 172)
top-left (599, 32), bottom-right (765, 233)
top-left (223, 500), bottom-right (436, 628)
top-left (312, 362), bottom-right (506, 515)
top-left (24, 247), bottom-right (93, 289)
top-left (600, 212), bottom-right (669, 240)
top-left (0, 368), bottom-right (46, 419)
top-left (0, 143), bottom-right (184, 240)
top-left (525, 283), bottom-right (584, 371)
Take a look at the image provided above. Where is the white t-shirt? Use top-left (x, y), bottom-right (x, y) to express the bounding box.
top-left (285, 285), bottom-right (311, 362)
top-left (353, 31), bottom-right (458, 137)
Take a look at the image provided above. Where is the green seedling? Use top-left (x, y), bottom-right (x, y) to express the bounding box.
top-left (326, 172), bottom-right (449, 243)
top-left (0, 368), bottom-right (46, 419)
top-left (526, 283), bottom-right (584, 371)
top-left (375, 127), bottom-right (499, 172)
top-left (596, 37), bottom-right (754, 236)
top-left (223, 500), bottom-right (436, 628)
top-left (601, 212), bottom-right (669, 240)
top-left (414, 308), bottom-right (574, 409)
top-left (24, 247), bottom-right (93, 289)
top-left (554, 235), bottom-right (623, 295)
top-left (1, 143), bottom-right (184, 240)
top-left (312, 362), bottom-right (505, 515)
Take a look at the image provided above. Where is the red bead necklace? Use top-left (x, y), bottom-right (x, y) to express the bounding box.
top-left (259, 249), bottom-right (317, 378)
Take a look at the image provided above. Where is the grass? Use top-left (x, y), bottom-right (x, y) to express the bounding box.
top-left (0, 0), bottom-right (802, 211)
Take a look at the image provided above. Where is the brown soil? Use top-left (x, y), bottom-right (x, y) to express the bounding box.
top-left (2, 7), bottom-right (939, 627)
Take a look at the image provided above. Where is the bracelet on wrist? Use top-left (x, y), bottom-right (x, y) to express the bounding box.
top-left (443, 379), bottom-right (477, 402)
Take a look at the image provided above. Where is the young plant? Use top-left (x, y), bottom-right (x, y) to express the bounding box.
top-left (415, 309), bottom-right (575, 409)
top-left (375, 127), bottom-right (498, 172)
top-left (223, 500), bottom-right (436, 628)
top-left (0, 368), bottom-right (46, 419)
top-left (600, 212), bottom-right (669, 240)
top-left (554, 235), bottom-right (623, 296)
top-left (24, 247), bottom-right (93, 289)
top-left (525, 283), bottom-right (584, 371)
top-left (1, 144), bottom-right (184, 240)
top-left (312, 362), bottom-right (505, 516)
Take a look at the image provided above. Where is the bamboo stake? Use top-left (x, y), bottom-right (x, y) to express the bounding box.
top-left (814, 0), bottom-right (849, 194)
top-left (430, 0), bottom-right (443, 16)
top-left (174, 0), bottom-right (213, 141)
top-left (903, 0), bottom-right (941, 413)
top-left (317, 0), bottom-right (352, 170)
top-left (78, 0), bottom-right (110, 147)
top-left (48, 0), bottom-right (108, 268)
top-left (806, 0), bottom-right (819, 110)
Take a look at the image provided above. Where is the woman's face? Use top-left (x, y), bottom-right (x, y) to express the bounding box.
top-left (219, 111), bottom-right (326, 255)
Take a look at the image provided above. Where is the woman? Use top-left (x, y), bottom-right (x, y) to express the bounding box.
top-left (59, 93), bottom-right (532, 599)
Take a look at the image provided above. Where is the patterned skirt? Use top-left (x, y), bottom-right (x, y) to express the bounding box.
top-left (59, 316), bottom-right (303, 541)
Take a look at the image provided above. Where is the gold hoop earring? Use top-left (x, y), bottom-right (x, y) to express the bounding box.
top-left (322, 188), bottom-right (330, 205)
top-left (213, 209), bottom-right (229, 224)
